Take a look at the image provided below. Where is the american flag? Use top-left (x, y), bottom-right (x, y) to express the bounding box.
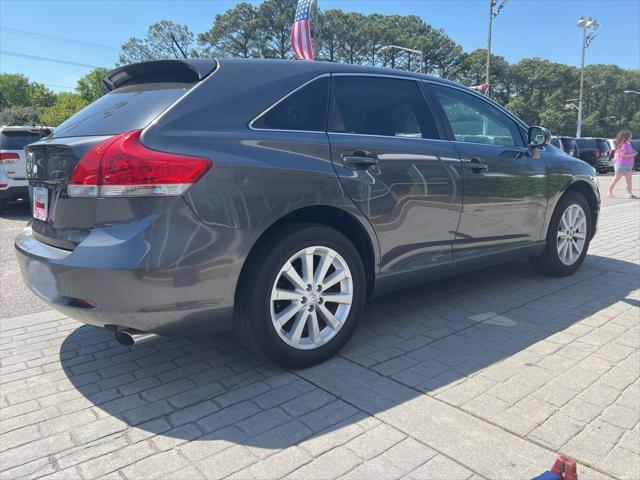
top-left (291, 0), bottom-right (315, 61)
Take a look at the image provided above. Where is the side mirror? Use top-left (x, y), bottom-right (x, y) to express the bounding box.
top-left (528, 126), bottom-right (551, 149)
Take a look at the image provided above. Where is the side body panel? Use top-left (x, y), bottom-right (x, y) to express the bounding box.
top-left (329, 134), bottom-right (462, 274)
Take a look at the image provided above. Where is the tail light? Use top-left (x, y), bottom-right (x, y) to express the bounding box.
top-left (0, 153), bottom-right (19, 164)
top-left (595, 148), bottom-right (601, 157)
top-left (68, 130), bottom-right (211, 197)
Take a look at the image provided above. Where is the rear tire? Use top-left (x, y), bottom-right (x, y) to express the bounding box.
top-left (529, 191), bottom-right (592, 277)
top-left (234, 223), bottom-right (366, 369)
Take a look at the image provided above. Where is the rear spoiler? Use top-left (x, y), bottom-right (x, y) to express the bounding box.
top-left (101, 59), bottom-right (217, 92)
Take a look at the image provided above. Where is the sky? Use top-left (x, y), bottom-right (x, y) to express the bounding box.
top-left (1, 0), bottom-right (639, 92)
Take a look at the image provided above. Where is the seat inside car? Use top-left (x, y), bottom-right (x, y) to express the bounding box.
top-left (364, 109), bottom-right (396, 136)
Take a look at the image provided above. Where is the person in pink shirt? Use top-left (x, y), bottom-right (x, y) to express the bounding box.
top-left (608, 128), bottom-right (638, 198)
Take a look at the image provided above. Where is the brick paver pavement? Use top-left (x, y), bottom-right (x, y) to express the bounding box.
top-left (0, 200), bottom-right (638, 480)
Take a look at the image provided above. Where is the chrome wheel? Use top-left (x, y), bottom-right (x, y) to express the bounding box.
top-left (270, 246), bottom-right (353, 350)
top-left (557, 204), bottom-right (587, 266)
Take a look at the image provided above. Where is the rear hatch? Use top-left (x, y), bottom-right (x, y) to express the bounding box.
top-left (26, 59), bottom-right (216, 250)
top-left (1, 129), bottom-right (49, 179)
top-left (575, 139), bottom-right (597, 164)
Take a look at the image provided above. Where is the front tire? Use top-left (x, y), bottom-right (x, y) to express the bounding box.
top-left (234, 223), bottom-right (366, 369)
top-left (529, 191), bottom-right (592, 277)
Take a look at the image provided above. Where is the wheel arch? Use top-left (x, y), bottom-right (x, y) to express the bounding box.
top-left (551, 180), bottom-right (599, 240)
top-left (236, 205), bottom-right (378, 302)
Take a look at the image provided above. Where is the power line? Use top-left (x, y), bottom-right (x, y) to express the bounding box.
top-left (0, 26), bottom-right (119, 51)
top-left (0, 50), bottom-right (103, 69)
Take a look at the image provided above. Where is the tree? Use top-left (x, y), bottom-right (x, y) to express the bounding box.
top-left (76, 67), bottom-right (109, 103)
top-left (256, 0), bottom-right (297, 58)
top-left (119, 21), bottom-right (199, 64)
top-left (41, 93), bottom-right (87, 127)
top-left (0, 73), bottom-right (55, 109)
top-left (421, 29), bottom-right (464, 79)
top-left (0, 106), bottom-right (41, 125)
top-left (198, 3), bottom-right (260, 58)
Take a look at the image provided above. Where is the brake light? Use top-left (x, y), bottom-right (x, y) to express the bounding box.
top-left (595, 148), bottom-right (601, 157)
top-left (0, 153), bottom-right (19, 164)
top-left (68, 130), bottom-right (211, 197)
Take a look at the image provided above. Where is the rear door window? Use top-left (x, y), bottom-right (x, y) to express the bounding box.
top-left (251, 77), bottom-right (329, 132)
top-left (329, 76), bottom-right (439, 139)
top-left (52, 84), bottom-right (191, 138)
top-left (1, 131), bottom-right (43, 150)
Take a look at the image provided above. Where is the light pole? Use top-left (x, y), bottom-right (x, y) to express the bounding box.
top-left (485, 0), bottom-right (510, 97)
top-left (380, 45), bottom-right (424, 74)
top-left (576, 16), bottom-right (600, 138)
top-left (624, 90), bottom-right (640, 95)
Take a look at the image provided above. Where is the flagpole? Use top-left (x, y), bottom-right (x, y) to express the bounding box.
top-left (312, 0), bottom-right (319, 59)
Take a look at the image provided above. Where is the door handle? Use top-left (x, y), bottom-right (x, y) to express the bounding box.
top-left (463, 158), bottom-right (488, 175)
top-left (341, 151), bottom-right (379, 170)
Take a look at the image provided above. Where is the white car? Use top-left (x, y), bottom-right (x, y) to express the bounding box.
top-left (0, 126), bottom-right (52, 213)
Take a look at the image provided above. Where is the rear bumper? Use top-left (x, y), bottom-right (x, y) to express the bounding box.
top-left (14, 206), bottom-right (255, 336)
top-left (0, 184), bottom-right (28, 201)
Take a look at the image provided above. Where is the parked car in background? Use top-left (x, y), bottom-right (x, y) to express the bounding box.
top-left (550, 136), bottom-right (579, 157)
top-left (575, 137), bottom-right (612, 173)
top-left (631, 139), bottom-right (640, 171)
top-left (15, 59), bottom-right (600, 367)
top-left (0, 126), bottom-right (52, 213)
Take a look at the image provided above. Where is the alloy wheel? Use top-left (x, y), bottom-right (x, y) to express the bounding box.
top-left (557, 204), bottom-right (587, 266)
top-left (270, 246), bottom-right (353, 350)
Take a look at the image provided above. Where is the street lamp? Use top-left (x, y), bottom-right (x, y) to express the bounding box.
top-left (624, 90), bottom-right (640, 95)
top-left (576, 16), bottom-right (600, 138)
top-left (485, 0), bottom-right (510, 97)
top-left (380, 45), bottom-right (424, 74)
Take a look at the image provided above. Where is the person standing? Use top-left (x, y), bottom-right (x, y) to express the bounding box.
top-left (608, 128), bottom-right (638, 198)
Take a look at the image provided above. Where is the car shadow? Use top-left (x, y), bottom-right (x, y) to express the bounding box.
top-left (59, 253), bottom-right (639, 449)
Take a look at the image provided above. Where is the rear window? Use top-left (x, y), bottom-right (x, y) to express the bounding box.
top-left (597, 139), bottom-right (610, 152)
top-left (575, 138), bottom-right (596, 148)
top-left (52, 83), bottom-right (191, 138)
top-left (1, 131), bottom-right (43, 150)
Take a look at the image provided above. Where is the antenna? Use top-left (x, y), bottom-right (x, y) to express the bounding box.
top-left (170, 33), bottom-right (188, 59)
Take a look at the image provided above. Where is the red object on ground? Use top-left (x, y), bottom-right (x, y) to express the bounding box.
top-left (563, 457), bottom-right (578, 480)
top-left (550, 456), bottom-right (565, 476)
top-left (544, 455), bottom-right (578, 480)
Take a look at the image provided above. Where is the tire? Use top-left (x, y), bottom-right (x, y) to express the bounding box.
top-left (529, 191), bottom-right (592, 277)
top-left (0, 200), bottom-right (6, 215)
top-left (234, 223), bottom-right (367, 369)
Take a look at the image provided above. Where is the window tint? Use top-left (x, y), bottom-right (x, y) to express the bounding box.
top-left (597, 139), bottom-right (610, 152)
top-left (0, 131), bottom-right (43, 150)
top-left (575, 138), bottom-right (596, 149)
top-left (52, 84), bottom-right (191, 138)
top-left (252, 77), bottom-right (329, 132)
top-left (430, 84), bottom-right (522, 147)
top-left (329, 76), bottom-right (439, 139)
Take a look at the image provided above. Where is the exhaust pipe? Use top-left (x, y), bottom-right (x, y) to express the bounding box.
top-left (114, 328), bottom-right (157, 346)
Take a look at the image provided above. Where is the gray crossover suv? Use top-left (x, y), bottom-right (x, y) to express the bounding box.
top-left (16, 59), bottom-right (599, 367)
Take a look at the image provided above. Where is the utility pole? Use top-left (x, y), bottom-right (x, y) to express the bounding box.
top-left (485, 0), bottom-right (509, 98)
top-left (485, 0), bottom-right (494, 97)
top-left (576, 16), bottom-right (599, 138)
